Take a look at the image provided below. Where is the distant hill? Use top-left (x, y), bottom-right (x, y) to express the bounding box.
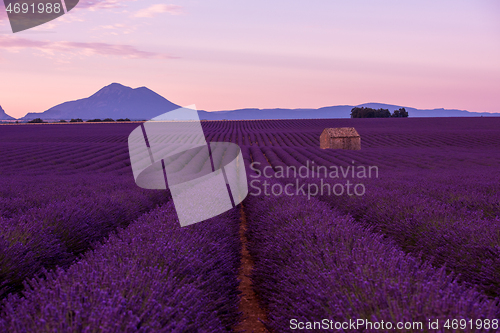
top-left (0, 105), bottom-right (15, 120)
top-left (197, 106), bottom-right (354, 120)
top-left (19, 83), bottom-right (499, 120)
top-left (21, 83), bottom-right (180, 120)
top-left (353, 103), bottom-right (497, 118)
top-left (198, 103), bottom-right (499, 119)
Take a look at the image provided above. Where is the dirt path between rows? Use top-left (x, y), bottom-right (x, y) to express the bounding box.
top-left (234, 204), bottom-right (269, 333)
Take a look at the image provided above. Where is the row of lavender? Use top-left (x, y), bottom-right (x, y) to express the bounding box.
top-left (4, 120), bottom-right (498, 176)
top-left (250, 144), bottom-right (500, 298)
top-left (201, 118), bottom-right (500, 150)
top-left (259, 144), bottom-right (499, 175)
top-left (0, 174), bottom-right (144, 218)
top-left (244, 180), bottom-right (500, 332)
top-left (254, 145), bottom-right (500, 220)
top-left (362, 171), bottom-right (500, 219)
top-left (0, 174), bottom-right (168, 299)
top-left (307, 171), bottom-right (500, 298)
top-left (0, 202), bottom-right (242, 332)
top-left (0, 142), bottom-right (132, 175)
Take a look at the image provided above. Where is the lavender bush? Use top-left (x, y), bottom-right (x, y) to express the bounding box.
top-left (244, 185), bottom-right (499, 332)
top-left (297, 173), bottom-right (500, 298)
top-left (0, 181), bottom-right (168, 299)
top-left (2, 118), bottom-right (500, 330)
top-left (0, 202), bottom-right (242, 332)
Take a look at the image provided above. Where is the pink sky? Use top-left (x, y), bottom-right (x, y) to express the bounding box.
top-left (0, 0), bottom-right (499, 118)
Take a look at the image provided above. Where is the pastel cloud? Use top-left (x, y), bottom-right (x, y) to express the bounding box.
top-left (0, 36), bottom-right (177, 59)
top-left (134, 4), bottom-right (182, 18)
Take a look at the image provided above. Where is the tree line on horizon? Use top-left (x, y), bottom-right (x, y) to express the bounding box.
top-left (27, 118), bottom-right (132, 123)
top-left (350, 107), bottom-right (409, 118)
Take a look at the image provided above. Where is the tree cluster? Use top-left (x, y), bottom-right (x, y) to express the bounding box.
top-left (350, 107), bottom-right (408, 118)
top-left (85, 118), bottom-right (116, 122)
top-left (27, 118), bottom-right (45, 123)
top-left (391, 108), bottom-right (409, 117)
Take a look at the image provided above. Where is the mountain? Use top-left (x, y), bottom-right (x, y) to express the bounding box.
top-left (0, 105), bottom-right (15, 120)
top-left (21, 83), bottom-right (180, 120)
top-left (354, 103), bottom-right (497, 118)
top-left (197, 105), bottom-right (354, 120)
top-left (198, 103), bottom-right (499, 120)
top-left (20, 83), bottom-right (499, 120)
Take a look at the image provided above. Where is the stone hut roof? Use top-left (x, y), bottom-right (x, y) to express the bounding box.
top-left (321, 127), bottom-right (359, 138)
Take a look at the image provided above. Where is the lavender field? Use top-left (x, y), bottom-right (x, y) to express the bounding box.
top-left (1, 118), bottom-right (500, 332)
